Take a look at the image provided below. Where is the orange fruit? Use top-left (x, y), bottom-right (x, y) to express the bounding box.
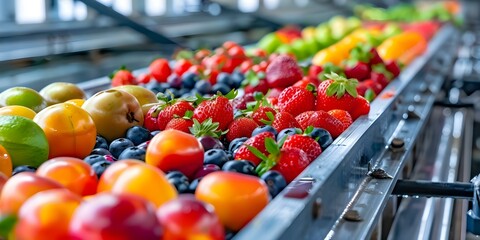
top-left (0, 145), bottom-right (12, 177)
top-left (34, 103), bottom-right (96, 159)
top-left (0, 105), bottom-right (36, 119)
top-left (64, 99), bottom-right (85, 108)
top-left (0, 116), bottom-right (49, 168)
top-left (96, 159), bottom-right (143, 193)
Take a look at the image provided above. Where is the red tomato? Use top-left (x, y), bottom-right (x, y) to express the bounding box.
top-left (145, 129), bottom-right (204, 179)
top-left (149, 58), bottom-right (171, 82)
top-left (36, 157), bottom-right (98, 196)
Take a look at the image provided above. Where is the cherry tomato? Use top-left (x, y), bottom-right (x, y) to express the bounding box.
top-left (34, 103), bottom-right (97, 159)
top-left (36, 157), bottom-right (98, 196)
top-left (97, 159), bottom-right (144, 193)
top-left (0, 172), bottom-right (64, 215)
top-left (15, 189), bottom-right (83, 240)
top-left (107, 163), bottom-right (177, 207)
top-left (195, 171), bottom-right (269, 231)
top-left (146, 130), bottom-right (204, 179)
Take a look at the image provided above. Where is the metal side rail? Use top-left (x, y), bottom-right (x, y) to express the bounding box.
top-left (234, 24), bottom-right (458, 240)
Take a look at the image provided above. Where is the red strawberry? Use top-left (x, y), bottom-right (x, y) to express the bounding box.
top-left (277, 86), bottom-right (316, 117)
top-left (174, 59), bottom-right (193, 77)
top-left (316, 73), bottom-right (359, 113)
top-left (363, 79), bottom-right (382, 95)
top-left (251, 106), bottom-right (277, 125)
top-left (234, 132), bottom-right (275, 166)
top-left (266, 87), bottom-right (284, 99)
top-left (157, 100), bottom-right (195, 130)
top-left (369, 48), bottom-right (384, 65)
top-left (349, 96), bottom-right (370, 120)
top-left (149, 58), bottom-right (171, 82)
top-left (266, 55), bottom-right (303, 88)
top-left (240, 60), bottom-right (254, 74)
top-left (193, 93), bottom-right (235, 131)
top-left (271, 148), bottom-right (310, 183)
top-left (328, 109), bottom-right (353, 129)
top-left (308, 65), bottom-right (323, 80)
top-left (282, 134), bottom-right (322, 162)
top-left (295, 111), bottom-right (346, 138)
top-left (225, 117), bottom-right (259, 143)
top-left (344, 61), bottom-right (370, 81)
top-left (110, 68), bottom-right (136, 87)
top-left (371, 71), bottom-right (389, 88)
top-left (144, 105), bottom-right (162, 131)
top-left (231, 93), bottom-right (255, 110)
top-left (136, 73), bottom-right (151, 84)
top-left (271, 111), bottom-right (301, 132)
top-left (165, 118), bottom-right (193, 133)
top-left (385, 60), bottom-right (401, 78)
top-left (244, 79), bottom-right (270, 95)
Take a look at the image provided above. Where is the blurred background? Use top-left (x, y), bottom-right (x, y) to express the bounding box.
top-left (0, 0), bottom-right (417, 92)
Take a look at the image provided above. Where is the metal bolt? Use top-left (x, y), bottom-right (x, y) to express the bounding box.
top-left (389, 138), bottom-right (405, 152)
top-left (312, 198), bottom-right (322, 219)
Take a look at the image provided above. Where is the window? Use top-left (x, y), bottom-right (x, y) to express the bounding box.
top-left (15, 0), bottom-right (46, 24)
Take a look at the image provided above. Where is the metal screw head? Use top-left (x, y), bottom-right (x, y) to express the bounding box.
top-left (389, 138), bottom-right (405, 152)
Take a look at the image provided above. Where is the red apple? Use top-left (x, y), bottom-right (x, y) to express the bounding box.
top-left (69, 193), bottom-right (162, 240)
top-left (156, 195), bottom-right (224, 240)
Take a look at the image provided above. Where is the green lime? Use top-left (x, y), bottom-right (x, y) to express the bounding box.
top-left (0, 87), bottom-right (47, 113)
top-left (0, 116), bottom-right (49, 167)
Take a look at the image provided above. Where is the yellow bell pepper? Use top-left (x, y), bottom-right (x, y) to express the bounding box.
top-left (377, 31), bottom-right (427, 65)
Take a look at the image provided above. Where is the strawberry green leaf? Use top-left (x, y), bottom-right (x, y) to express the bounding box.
top-left (265, 111), bottom-right (275, 121)
top-left (264, 137), bottom-right (280, 155)
top-left (337, 83), bottom-right (346, 97)
top-left (345, 82), bottom-right (358, 98)
top-left (365, 89), bottom-right (376, 102)
top-left (246, 145), bottom-right (269, 162)
top-left (372, 64), bottom-right (394, 80)
top-left (304, 126), bottom-right (314, 135)
top-left (306, 83), bottom-right (316, 92)
top-left (224, 89), bottom-right (238, 100)
top-left (326, 82), bottom-right (340, 97)
top-left (0, 215), bottom-right (17, 239)
top-left (184, 110), bottom-right (194, 119)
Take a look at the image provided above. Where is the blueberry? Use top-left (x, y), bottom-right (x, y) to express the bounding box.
top-left (177, 88), bottom-right (189, 97)
top-left (261, 170), bottom-right (287, 198)
top-left (194, 164), bottom-right (220, 179)
top-left (190, 89), bottom-right (200, 97)
top-left (167, 74), bottom-right (182, 89)
top-left (137, 141), bottom-right (150, 150)
top-left (198, 136), bottom-right (224, 151)
top-left (109, 138), bottom-right (135, 159)
top-left (216, 72), bottom-right (232, 86)
top-left (230, 72), bottom-right (245, 88)
top-left (204, 149), bottom-right (229, 167)
top-left (228, 137), bottom-right (248, 153)
top-left (95, 136), bottom-right (108, 149)
top-left (222, 160), bottom-right (256, 176)
top-left (84, 154), bottom-right (108, 165)
top-left (166, 171), bottom-right (188, 182)
top-left (276, 128), bottom-right (302, 142)
top-left (182, 72), bottom-right (199, 89)
top-left (165, 89), bottom-right (179, 100)
top-left (92, 161), bottom-right (112, 178)
top-left (150, 130), bottom-right (161, 137)
top-left (145, 81), bottom-right (165, 94)
top-left (12, 165), bottom-right (36, 176)
top-left (195, 80), bottom-right (212, 94)
top-left (212, 83), bottom-right (231, 95)
top-left (118, 146), bottom-right (146, 161)
top-left (251, 125), bottom-right (277, 137)
top-left (168, 177), bottom-right (190, 193)
top-left (225, 229), bottom-right (236, 240)
top-left (91, 148), bottom-right (111, 156)
top-left (126, 126), bottom-right (151, 145)
top-left (307, 128), bottom-right (333, 150)
top-left (188, 178), bottom-right (202, 193)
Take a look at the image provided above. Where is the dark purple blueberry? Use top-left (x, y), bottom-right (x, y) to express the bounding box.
top-left (166, 171), bottom-right (188, 183)
top-left (109, 138), bottom-right (135, 159)
top-left (150, 130), bottom-right (161, 137)
top-left (195, 80), bottom-right (212, 94)
top-left (12, 165), bottom-right (36, 176)
top-left (95, 135), bottom-right (108, 149)
top-left (118, 146), bottom-right (146, 161)
top-left (251, 125), bottom-right (277, 137)
top-left (146, 81), bottom-right (167, 94)
top-left (260, 170), bottom-right (287, 198)
top-left (216, 72), bottom-right (232, 86)
top-left (90, 148), bottom-right (111, 156)
top-left (187, 178), bottom-right (202, 193)
top-left (276, 128), bottom-right (302, 142)
top-left (222, 160), bottom-right (256, 176)
top-left (228, 137), bottom-right (248, 153)
top-left (182, 72), bottom-right (200, 89)
top-left (307, 128), bottom-right (333, 150)
top-left (168, 177), bottom-right (189, 193)
top-left (84, 154), bottom-right (108, 166)
top-left (230, 72), bottom-right (244, 88)
top-left (212, 83), bottom-right (231, 95)
top-left (204, 149), bottom-right (229, 167)
top-left (126, 126), bottom-right (151, 146)
top-left (198, 136), bottom-right (224, 151)
top-left (194, 164), bottom-right (220, 179)
top-left (92, 161), bottom-right (112, 178)
top-left (167, 74), bottom-right (183, 89)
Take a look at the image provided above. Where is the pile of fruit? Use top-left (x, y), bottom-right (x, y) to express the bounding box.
top-left (0, 8), bottom-right (444, 239)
